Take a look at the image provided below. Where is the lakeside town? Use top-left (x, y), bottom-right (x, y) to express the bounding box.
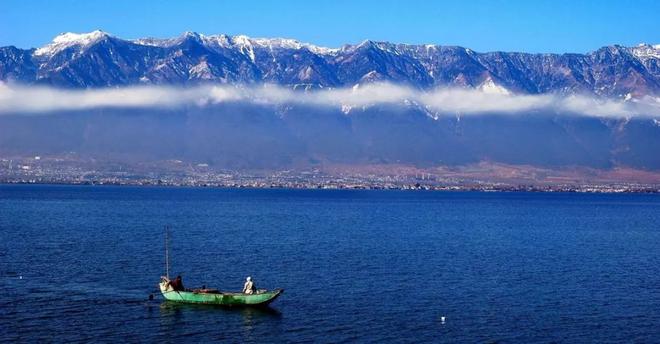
top-left (2, 156), bottom-right (658, 193)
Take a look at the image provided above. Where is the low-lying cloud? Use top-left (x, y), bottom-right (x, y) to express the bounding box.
top-left (0, 82), bottom-right (658, 118)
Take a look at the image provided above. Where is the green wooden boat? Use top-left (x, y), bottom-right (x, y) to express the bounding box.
top-left (158, 227), bottom-right (283, 307)
top-left (159, 277), bottom-right (283, 306)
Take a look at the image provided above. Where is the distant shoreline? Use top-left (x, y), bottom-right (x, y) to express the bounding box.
top-left (2, 180), bottom-right (658, 194)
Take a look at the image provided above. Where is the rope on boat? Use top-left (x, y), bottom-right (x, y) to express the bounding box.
top-left (149, 288), bottom-right (210, 300)
top-left (148, 288), bottom-right (181, 300)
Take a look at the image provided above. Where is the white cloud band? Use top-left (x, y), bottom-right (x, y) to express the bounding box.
top-left (0, 82), bottom-right (658, 117)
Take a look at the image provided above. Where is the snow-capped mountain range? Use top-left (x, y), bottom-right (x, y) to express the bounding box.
top-left (1, 31), bottom-right (660, 173)
top-left (1, 30), bottom-right (659, 97)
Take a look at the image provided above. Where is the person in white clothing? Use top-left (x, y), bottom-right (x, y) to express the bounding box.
top-left (242, 276), bottom-right (256, 294)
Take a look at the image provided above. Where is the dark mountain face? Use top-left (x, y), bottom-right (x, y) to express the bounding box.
top-left (332, 41), bottom-right (434, 87)
top-left (252, 43), bottom-right (338, 87)
top-left (408, 46), bottom-right (489, 88)
top-left (34, 36), bottom-right (165, 87)
top-left (0, 104), bottom-right (658, 170)
top-left (2, 31), bottom-right (659, 97)
top-left (0, 46), bottom-right (37, 83)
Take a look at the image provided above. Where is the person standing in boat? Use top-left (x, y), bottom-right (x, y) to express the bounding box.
top-left (242, 276), bottom-right (256, 294)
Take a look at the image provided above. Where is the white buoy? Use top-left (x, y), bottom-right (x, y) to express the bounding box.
top-left (19, 275), bottom-right (23, 280)
top-left (440, 316), bottom-right (446, 323)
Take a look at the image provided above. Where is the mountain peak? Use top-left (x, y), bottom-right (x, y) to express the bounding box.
top-left (631, 43), bottom-right (660, 60)
top-left (180, 31), bottom-right (203, 40)
top-left (636, 43), bottom-right (660, 49)
top-left (231, 34), bottom-right (252, 46)
top-left (356, 39), bottom-right (375, 48)
top-left (34, 30), bottom-right (111, 57)
top-left (54, 30), bottom-right (109, 42)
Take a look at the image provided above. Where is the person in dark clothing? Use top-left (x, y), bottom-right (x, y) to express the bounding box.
top-left (168, 275), bottom-right (185, 291)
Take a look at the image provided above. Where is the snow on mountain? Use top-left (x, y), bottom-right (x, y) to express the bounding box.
top-left (217, 34), bottom-right (339, 56)
top-left (478, 76), bottom-right (511, 95)
top-left (249, 37), bottom-right (339, 55)
top-left (131, 37), bottom-right (177, 47)
top-left (131, 32), bottom-right (338, 55)
top-left (34, 30), bottom-right (110, 56)
top-left (2, 31), bottom-right (659, 97)
top-left (231, 35), bottom-right (256, 61)
top-left (631, 43), bottom-right (660, 59)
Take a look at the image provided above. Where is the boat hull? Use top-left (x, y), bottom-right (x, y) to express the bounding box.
top-left (159, 280), bottom-right (283, 307)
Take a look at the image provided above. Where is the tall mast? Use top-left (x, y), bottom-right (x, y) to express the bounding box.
top-left (165, 225), bottom-right (170, 279)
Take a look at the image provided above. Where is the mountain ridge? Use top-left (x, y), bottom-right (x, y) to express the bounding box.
top-left (1, 31), bottom-right (659, 174)
top-left (1, 31), bottom-right (659, 97)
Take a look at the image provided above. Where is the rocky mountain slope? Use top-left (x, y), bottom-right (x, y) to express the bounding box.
top-left (1, 30), bottom-right (658, 97)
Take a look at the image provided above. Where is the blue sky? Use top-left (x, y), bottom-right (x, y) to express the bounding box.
top-left (1, 0), bottom-right (658, 53)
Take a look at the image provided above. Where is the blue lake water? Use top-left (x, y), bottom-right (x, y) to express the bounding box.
top-left (1, 185), bottom-right (659, 342)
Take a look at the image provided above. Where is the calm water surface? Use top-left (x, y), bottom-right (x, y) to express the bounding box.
top-left (1, 185), bottom-right (659, 342)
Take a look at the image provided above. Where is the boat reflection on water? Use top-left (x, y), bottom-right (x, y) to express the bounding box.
top-left (239, 306), bottom-right (282, 324)
top-left (158, 300), bottom-right (282, 319)
top-left (157, 301), bottom-right (282, 339)
top-left (239, 306), bottom-right (282, 339)
top-left (160, 300), bottom-right (282, 317)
